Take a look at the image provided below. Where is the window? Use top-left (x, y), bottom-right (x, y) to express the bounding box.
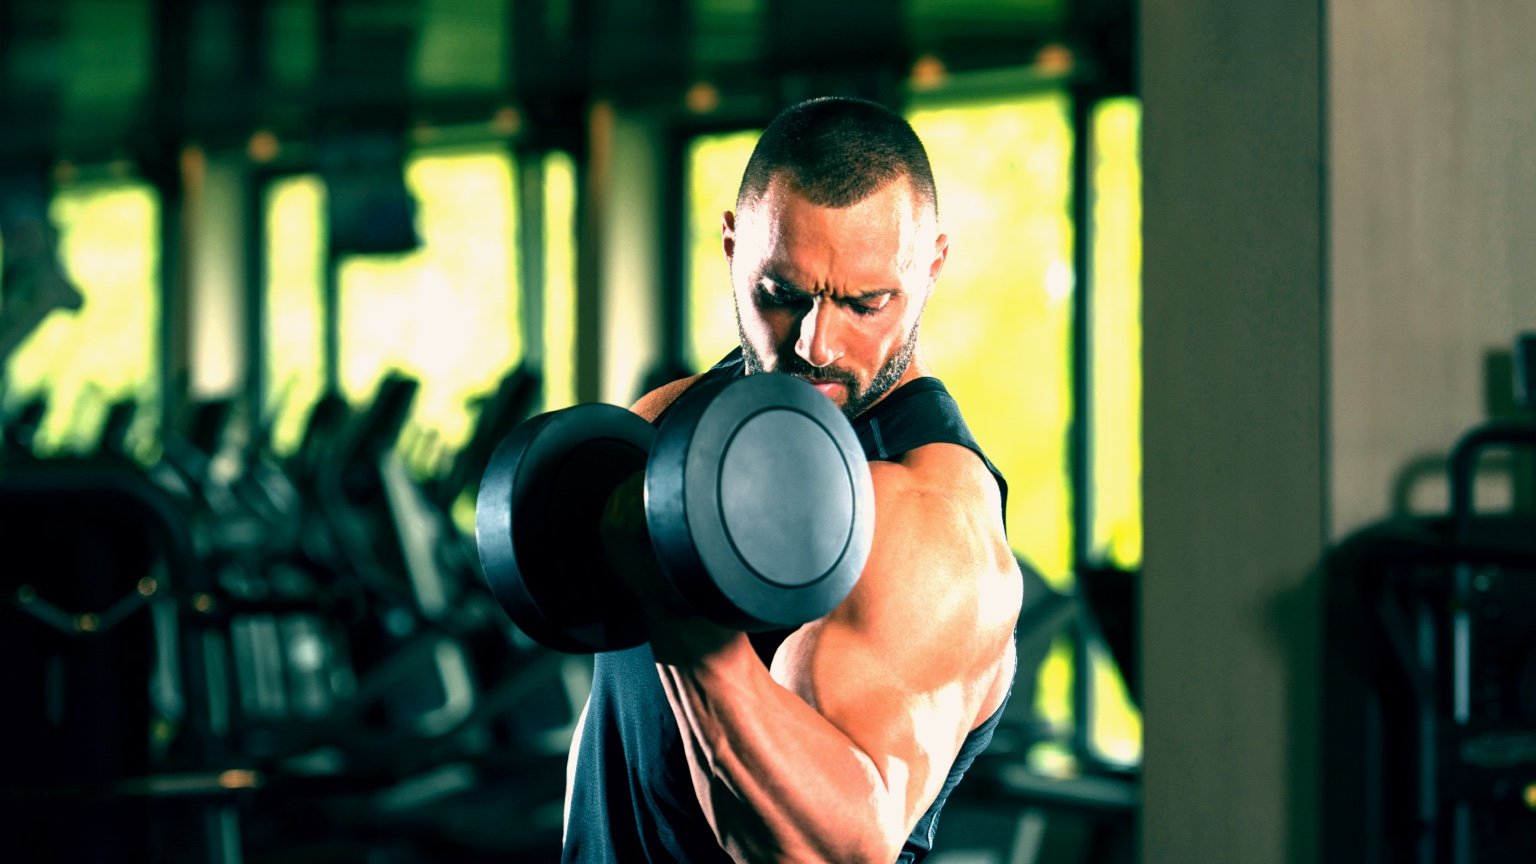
top-left (264, 174), bottom-right (326, 456)
top-left (684, 129), bottom-right (761, 372)
top-left (907, 94), bottom-right (1075, 586)
top-left (1091, 97), bottom-right (1143, 571)
top-left (5, 180), bottom-right (159, 455)
top-left (1086, 96), bottom-right (1142, 764)
top-left (266, 146), bottom-right (534, 458)
top-left (541, 150), bottom-right (580, 412)
top-left (335, 147), bottom-right (522, 456)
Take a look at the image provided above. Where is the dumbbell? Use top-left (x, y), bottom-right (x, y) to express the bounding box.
top-left (474, 373), bottom-right (875, 654)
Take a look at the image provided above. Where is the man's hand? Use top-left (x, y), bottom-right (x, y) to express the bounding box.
top-left (599, 468), bottom-right (743, 657)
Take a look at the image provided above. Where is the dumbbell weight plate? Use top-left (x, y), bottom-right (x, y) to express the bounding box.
top-left (475, 404), bottom-right (655, 653)
top-left (646, 373), bottom-right (875, 631)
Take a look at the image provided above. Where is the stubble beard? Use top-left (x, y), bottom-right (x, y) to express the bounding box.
top-left (736, 311), bottom-right (922, 419)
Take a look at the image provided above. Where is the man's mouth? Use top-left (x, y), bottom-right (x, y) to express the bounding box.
top-left (800, 378), bottom-right (847, 399)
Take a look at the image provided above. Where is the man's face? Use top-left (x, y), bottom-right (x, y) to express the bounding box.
top-left (724, 175), bottom-right (947, 418)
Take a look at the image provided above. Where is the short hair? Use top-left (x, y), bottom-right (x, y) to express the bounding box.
top-left (736, 96), bottom-right (938, 218)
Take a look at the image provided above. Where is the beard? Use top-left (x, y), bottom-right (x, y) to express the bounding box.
top-left (737, 313), bottom-right (921, 419)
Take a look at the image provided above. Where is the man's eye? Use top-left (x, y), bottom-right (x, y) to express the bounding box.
top-left (759, 283), bottom-right (807, 307)
top-left (849, 296), bottom-right (891, 316)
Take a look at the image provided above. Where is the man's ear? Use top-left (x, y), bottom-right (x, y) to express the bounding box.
top-left (928, 232), bottom-right (950, 286)
top-left (722, 210), bottom-right (737, 264)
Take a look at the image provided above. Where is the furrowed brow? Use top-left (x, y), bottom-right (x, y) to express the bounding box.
top-left (762, 271), bottom-right (810, 297)
top-left (847, 287), bottom-right (899, 302)
top-left (764, 271), bottom-right (898, 303)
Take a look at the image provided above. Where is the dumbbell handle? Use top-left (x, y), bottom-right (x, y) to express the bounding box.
top-left (597, 470), bottom-right (694, 619)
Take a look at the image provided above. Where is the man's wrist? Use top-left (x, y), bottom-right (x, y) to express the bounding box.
top-left (649, 617), bottom-right (749, 667)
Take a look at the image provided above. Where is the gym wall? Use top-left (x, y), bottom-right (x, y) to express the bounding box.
top-left (1141, 0), bottom-right (1536, 862)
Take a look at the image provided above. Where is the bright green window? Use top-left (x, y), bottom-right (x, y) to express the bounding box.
top-left (265, 146), bottom-right (527, 459)
top-left (1086, 96), bottom-right (1143, 765)
top-left (684, 130), bottom-right (761, 372)
top-left (906, 95), bottom-right (1083, 765)
top-left (337, 147), bottom-right (521, 454)
top-left (542, 150), bottom-right (580, 412)
top-left (265, 174), bottom-right (326, 455)
top-left (907, 95), bottom-right (1075, 588)
top-left (6, 181), bottom-right (159, 454)
top-left (1091, 97), bottom-right (1143, 571)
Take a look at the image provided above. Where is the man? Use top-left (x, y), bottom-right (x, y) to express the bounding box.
top-left (564, 96), bottom-right (1023, 863)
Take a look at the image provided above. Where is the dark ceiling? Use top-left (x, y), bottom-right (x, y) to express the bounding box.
top-left (0, 0), bottom-right (1133, 166)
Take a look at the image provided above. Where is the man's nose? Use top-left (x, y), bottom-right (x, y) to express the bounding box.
top-left (794, 297), bottom-right (844, 369)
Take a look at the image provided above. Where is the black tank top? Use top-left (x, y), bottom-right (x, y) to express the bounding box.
top-left (563, 350), bottom-right (1012, 863)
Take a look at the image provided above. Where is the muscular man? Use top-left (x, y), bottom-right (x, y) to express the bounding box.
top-left (564, 96), bottom-right (1023, 863)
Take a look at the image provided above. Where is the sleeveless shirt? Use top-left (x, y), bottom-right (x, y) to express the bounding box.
top-left (562, 350), bottom-right (1012, 863)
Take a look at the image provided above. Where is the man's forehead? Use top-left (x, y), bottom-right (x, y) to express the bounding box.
top-left (737, 175), bottom-right (931, 240)
top-left (752, 221), bottom-right (920, 281)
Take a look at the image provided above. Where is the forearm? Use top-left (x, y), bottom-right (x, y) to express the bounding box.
top-left (652, 629), bottom-right (905, 863)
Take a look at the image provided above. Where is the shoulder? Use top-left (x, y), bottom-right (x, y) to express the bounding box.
top-left (859, 442), bottom-right (1019, 634)
top-left (796, 439), bottom-right (1019, 715)
top-left (629, 373), bottom-right (705, 423)
top-left (874, 442), bottom-right (1006, 538)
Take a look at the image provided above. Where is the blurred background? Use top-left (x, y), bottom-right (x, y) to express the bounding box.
top-left (4, 1), bottom-right (1536, 863)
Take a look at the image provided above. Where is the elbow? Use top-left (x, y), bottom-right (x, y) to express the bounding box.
top-left (829, 759), bottom-right (910, 862)
top-left (844, 833), bottom-right (907, 864)
top-left (714, 800), bottom-right (907, 864)
top-left (721, 833), bottom-right (901, 864)
top-left (814, 825), bottom-right (906, 864)
top-left (708, 749), bottom-right (912, 863)
top-left (798, 800), bottom-right (910, 864)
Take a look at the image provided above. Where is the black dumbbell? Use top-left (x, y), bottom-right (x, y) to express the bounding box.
top-left (474, 373), bottom-right (875, 654)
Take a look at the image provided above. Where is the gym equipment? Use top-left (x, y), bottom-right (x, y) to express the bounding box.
top-left (2, 464), bottom-right (208, 864)
top-left (1, 393), bottom-right (48, 458)
top-left (434, 364), bottom-right (542, 511)
top-left (475, 372), bottom-right (875, 654)
top-left (1325, 337), bottom-right (1536, 864)
top-left (5, 362), bottom-right (607, 861)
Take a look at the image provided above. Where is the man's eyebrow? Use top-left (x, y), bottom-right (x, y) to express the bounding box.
top-left (761, 270), bottom-right (807, 295)
top-left (847, 287), bottom-right (899, 302)
top-left (762, 271), bottom-right (898, 302)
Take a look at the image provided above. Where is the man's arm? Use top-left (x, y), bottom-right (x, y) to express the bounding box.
top-left (648, 443), bottom-right (1022, 863)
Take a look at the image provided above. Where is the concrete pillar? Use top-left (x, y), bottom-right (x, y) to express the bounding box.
top-left (184, 151), bottom-right (252, 404)
top-left (576, 101), bottom-right (666, 407)
top-left (1139, 2), bottom-right (1326, 861)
